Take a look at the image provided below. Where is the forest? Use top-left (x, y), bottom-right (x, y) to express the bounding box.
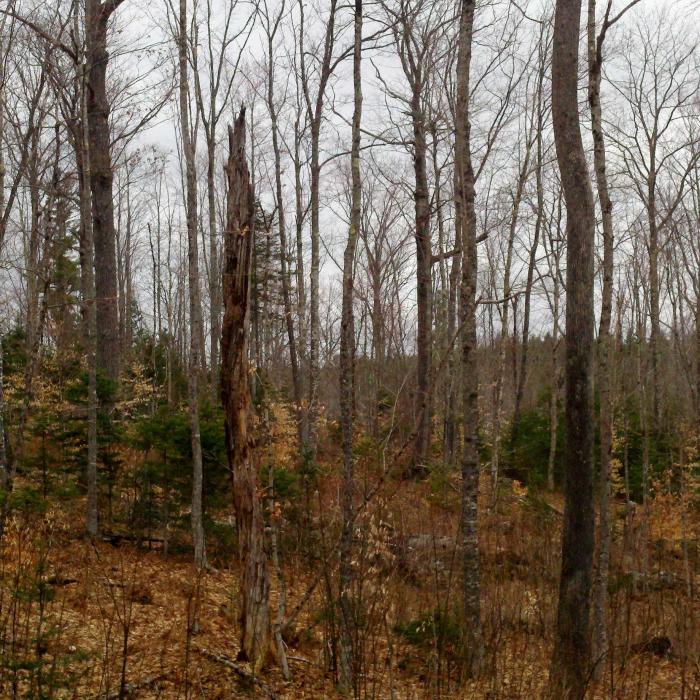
top-left (0, 0), bottom-right (698, 697)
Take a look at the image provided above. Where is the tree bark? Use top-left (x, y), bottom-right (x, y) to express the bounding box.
top-left (588, 0), bottom-right (615, 677)
top-left (0, 47), bottom-right (8, 539)
top-left (338, 1), bottom-right (362, 692)
top-left (79, 62), bottom-right (100, 541)
top-left (454, 0), bottom-right (483, 678)
top-left (221, 110), bottom-right (271, 672)
top-left (25, 135), bottom-right (41, 358)
top-left (70, 3), bottom-right (100, 538)
top-left (85, 0), bottom-right (123, 383)
top-left (547, 290), bottom-right (561, 492)
top-left (550, 0), bottom-right (596, 695)
top-left (411, 81), bottom-right (433, 473)
top-left (443, 250), bottom-right (461, 466)
top-left (292, 94), bottom-right (307, 442)
top-left (178, 0), bottom-right (206, 568)
top-left (648, 185), bottom-right (661, 431)
top-left (207, 139), bottom-right (222, 398)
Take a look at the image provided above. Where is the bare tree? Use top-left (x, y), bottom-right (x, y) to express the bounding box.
top-left (338, 1), bottom-right (362, 692)
top-left (299, 0), bottom-right (340, 460)
top-left (260, 0), bottom-right (304, 432)
top-left (550, 0), bottom-right (597, 695)
top-left (544, 187), bottom-right (564, 493)
top-left (380, 0), bottom-right (451, 472)
top-left (454, 0), bottom-right (482, 678)
top-left (77, 12), bottom-right (100, 539)
top-left (176, 0), bottom-right (206, 567)
top-left (491, 93), bottom-right (537, 499)
top-left (192, 0), bottom-right (253, 398)
top-left (588, 0), bottom-right (641, 676)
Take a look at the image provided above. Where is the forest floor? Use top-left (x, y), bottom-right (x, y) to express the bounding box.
top-left (0, 474), bottom-right (697, 699)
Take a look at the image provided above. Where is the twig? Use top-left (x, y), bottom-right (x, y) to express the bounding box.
top-left (287, 655), bottom-right (312, 665)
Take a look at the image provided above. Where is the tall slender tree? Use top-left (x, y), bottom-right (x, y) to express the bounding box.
top-left (260, 0), bottom-right (303, 432)
top-left (588, 0), bottom-right (642, 675)
top-left (299, 0), bottom-right (339, 461)
top-left (338, 0), bottom-right (362, 692)
top-left (177, 0), bottom-right (206, 567)
top-left (380, 0), bottom-right (446, 472)
top-left (550, 0), bottom-right (596, 695)
top-left (454, 0), bottom-right (483, 678)
top-left (192, 0), bottom-right (252, 397)
top-left (77, 3), bottom-right (100, 539)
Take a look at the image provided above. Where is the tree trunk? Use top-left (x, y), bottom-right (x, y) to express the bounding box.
top-left (0, 73), bottom-right (7, 539)
top-left (25, 137), bottom-right (41, 357)
top-left (265, 25), bottom-right (302, 428)
top-left (443, 251), bottom-right (461, 466)
top-left (178, 0), bottom-right (206, 568)
top-left (293, 103), bottom-right (307, 442)
top-left (79, 71), bottom-right (100, 541)
top-left (85, 0), bottom-right (122, 383)
top-left (454, 0), bottom-right (483, 678)
top-left (338, 1), bottom-right (362, 692)
top-left (588, 0), bottom-right (615, 677)
top-left (546, 195), bottom-right (564, 492)
top-left (74, 7), bottom-right (100, 539)
top-left (221, 110), bottom-right (271, 672)
top-left (299, 0), bottom-right (338, 463)
top-left (547, 311), bottom-right (561, 492)
top-left (411, 84), bottom-right (433, 473)
top-left (647, 192), bottom-right (661, 432)
top-left (370, 255), bottom-right (384, 439)
top-left (207, 139), bottom-right (221, 399)
top-left (308, 119), bottom-right (322, 460)
top-left (550, 0), bottom-right (596, 695)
